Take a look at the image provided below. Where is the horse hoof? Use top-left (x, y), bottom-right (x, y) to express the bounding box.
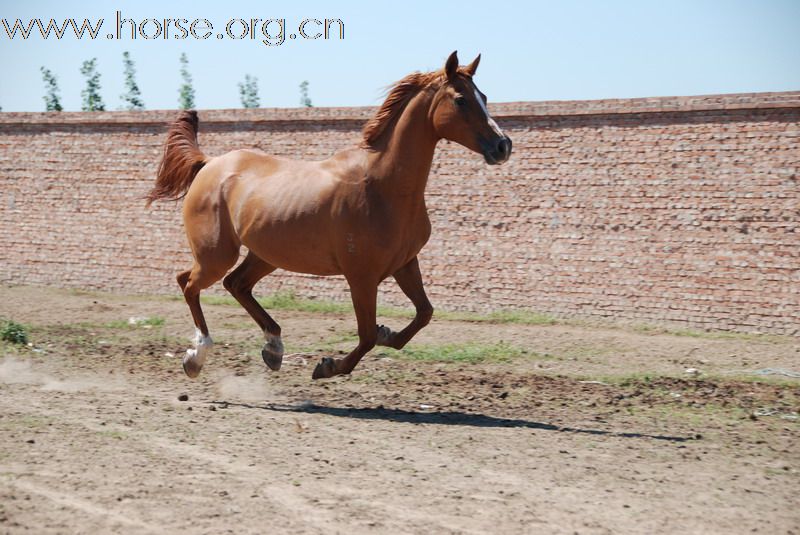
top-left (376, 324), bottom-right (394, 346)
top-left (182, 350), bottom-right (203, 379)
top-left (312, 357), bottom-right (337, 380)
top-left (261, 335), bottom-right (284, 371)
top-left (182, 330), bottom-right (213, 379)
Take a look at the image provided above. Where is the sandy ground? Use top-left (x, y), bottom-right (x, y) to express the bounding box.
top-left (0, 285), bottom-right (798, 534)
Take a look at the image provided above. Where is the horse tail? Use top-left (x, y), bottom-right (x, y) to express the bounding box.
top-left (145, 110), bottom-right (208, 206)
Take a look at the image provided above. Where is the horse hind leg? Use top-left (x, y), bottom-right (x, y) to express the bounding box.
top-left (177, 259), bottom-right (235, 378)
top-left (177, 190), bottom-right (241, 377)
top-left (222, 252), bottom-right (284, 371)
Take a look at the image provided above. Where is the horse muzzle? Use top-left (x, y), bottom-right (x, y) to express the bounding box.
top-left (482, 135), bottom-right (512, 165)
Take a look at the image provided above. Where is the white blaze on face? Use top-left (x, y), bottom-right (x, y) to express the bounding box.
top-left (474, 87), bottom-right (504, 137)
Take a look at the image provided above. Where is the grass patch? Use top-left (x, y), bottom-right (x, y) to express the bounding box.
top-left (315, 332), bottom-right (359, 352)
top-left (765, 467), bottom-right (799, 478)
top-left (97, 429), bottom-right (127, 440)
top-left (106, 316), bottom-right (165, 329)
top-left (377, 341), bottom-right (534, 364)
top-left (201, 292), bottom-right (422, 319)
top-left (67, 288), bottom-right (103, 298)
top-left (583, 372), bottom-right (683, 387)
top-left (17, 322), bottom-right (181, 361)
top-left (614, 373), bottom-right (666, 387)
top-left (185, 290), bottom-right (789, 339)
top-left (0, 415), bottom-right (53, 429)
top-left (0, 340), bottom-right (25, 357)
top-left (438, 309), bottom-right (558, 325)
top-left (702, 373), bottom-right (800, 387)
top-left (199, 291), bottom-right (557, 326)
top-left (200, 292), bottom-right (356, 315)
top-left (1, 320), bottom-right (28, 345)
top-left (259, 293), bottom-right (350, 314)
top-left (632, 323), bottom-right (789, 342)
top-left (137, 316), bottom-right (165, 327)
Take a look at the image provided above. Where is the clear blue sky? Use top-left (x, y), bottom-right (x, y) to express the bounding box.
top-left (1, 0), bottom-right (798, 112)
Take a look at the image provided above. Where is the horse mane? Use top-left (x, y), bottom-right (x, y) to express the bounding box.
top-left (361, 70), bottom-right (445, 149)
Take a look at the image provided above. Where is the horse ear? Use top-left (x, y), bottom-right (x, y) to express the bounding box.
top-left (444, 51), bottom-right (459, 80)
top-left (464, 53), bottom-right (481, 77)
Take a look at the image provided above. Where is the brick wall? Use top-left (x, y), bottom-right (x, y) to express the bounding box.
top-left (1, 92), bottom-right (798, 334)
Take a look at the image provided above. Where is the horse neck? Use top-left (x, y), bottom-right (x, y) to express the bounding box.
top-left (367, 91), bottom-right (438, 204)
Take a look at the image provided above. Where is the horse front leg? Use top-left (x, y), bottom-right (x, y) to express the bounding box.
top-left (376, 256), bottom-right (433, 350)
top-left (312, 278), bottom-right (378, 380)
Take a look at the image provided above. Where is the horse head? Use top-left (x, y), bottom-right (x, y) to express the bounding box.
top-left (430, 51), bottom-right (512, 165)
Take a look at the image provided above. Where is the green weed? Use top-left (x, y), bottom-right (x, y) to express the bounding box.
top-left (1, 320), bottom-right (28, 345)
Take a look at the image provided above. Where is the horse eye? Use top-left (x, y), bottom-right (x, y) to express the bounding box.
top-left (454, 95), bottom-right (467, 107)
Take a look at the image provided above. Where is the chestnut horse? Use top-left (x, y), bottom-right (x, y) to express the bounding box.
top-left (147, 51), bottom-right (512, 380)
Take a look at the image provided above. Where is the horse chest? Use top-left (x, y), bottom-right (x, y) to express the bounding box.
top-left (357, 214), bottom-right (431, 274)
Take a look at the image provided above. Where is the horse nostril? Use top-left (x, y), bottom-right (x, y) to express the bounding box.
top-left (496, 138), bottom-right (510, 157)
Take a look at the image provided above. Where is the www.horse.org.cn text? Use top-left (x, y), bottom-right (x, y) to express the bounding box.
top-left (1, 11), bottom-right (345, 46)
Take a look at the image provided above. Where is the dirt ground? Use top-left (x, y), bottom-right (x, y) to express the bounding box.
top-left (0, 285), bottom-right (798, 534)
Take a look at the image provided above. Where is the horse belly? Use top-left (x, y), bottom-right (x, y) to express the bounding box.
top-left (241, 229), bottom-right (341, 276)
top-left (230, 175), bottom-right (344, 276)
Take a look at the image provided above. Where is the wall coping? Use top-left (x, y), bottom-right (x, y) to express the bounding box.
top-left (1, 91), bottom-right (798, 126)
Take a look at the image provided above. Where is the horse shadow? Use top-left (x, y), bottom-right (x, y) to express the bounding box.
top-left (210, 401), bottom-right (696, 443)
